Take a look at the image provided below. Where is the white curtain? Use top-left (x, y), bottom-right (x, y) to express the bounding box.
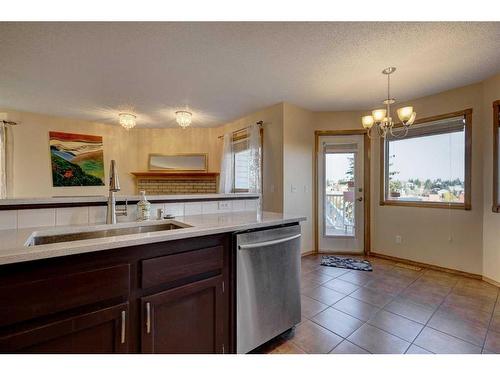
top-left (0, 122), bottom-right (6, 199)
top-left (247, 124), bottom-right (262, 195)
top-left (218, 133), bottom-right (234, 193)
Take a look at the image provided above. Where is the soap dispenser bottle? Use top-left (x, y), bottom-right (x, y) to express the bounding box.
top-left (136, 190), bottom-right (151, 221)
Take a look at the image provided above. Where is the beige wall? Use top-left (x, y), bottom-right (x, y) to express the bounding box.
top-left (280, 84), bottom-right (492, 277)
top-left (3, 77), bottom-right (500, 281)
top-left (281, 106), bottom-right (369, 254)
top-left (2, 110), bottom-right (136, 197)
top-left (481, 73), bottom-right (500, 283)
top-left (372, 83), bottom-right (485, 275)
top-left (214, 103), bottom-right (285, 213)
top-left (1, 111), bottom-right (231, 198)
top-left (282, 103), bottom-right (315, 253)
top-left (131, 127), bottom-right (219, 176)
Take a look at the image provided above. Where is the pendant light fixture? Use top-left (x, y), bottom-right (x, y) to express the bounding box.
top-left (361, 67), bottom-right (416, 138)
top-left (175, 110), bottom-right (192, 129)
top-left (118, 113), bottom-right (137, 130)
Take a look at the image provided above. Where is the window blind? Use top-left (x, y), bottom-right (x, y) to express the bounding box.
top-left (323, 143), bottom-right (358, 153)
top-left (387, 115), bottom-right (465, 141)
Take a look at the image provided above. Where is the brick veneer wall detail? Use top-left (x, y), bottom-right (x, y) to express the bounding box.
top-left (137, 178), bottom-right (217, 195)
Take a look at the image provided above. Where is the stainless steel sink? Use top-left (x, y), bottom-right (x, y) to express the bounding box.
top-left (28, 221), bottom-right (190, 246)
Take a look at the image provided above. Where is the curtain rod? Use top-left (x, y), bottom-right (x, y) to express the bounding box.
top-left (217, 120), bottom-right (263, 139)
top-left (1, 120), bottom-right (18, 126)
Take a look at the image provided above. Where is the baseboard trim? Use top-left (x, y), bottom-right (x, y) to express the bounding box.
top-left (370, 252), bottom-right (483, 281)
top-left (301, 250), bottom-right (315, 257)
top-left (483, 276), bottom-right (500, 288)
top-left (317, 251), bottom-right (365, 256)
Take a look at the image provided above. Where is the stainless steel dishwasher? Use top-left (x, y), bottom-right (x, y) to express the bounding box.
top-left (236, 224), bottom-right (301, 354)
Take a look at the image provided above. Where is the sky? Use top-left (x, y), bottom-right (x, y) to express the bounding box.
top-left (324, 131), bottom-right (465, 184)
top-left (325, 153), bottom-right (354, 182)
top-left (389, 131), bottom-right (465, 181)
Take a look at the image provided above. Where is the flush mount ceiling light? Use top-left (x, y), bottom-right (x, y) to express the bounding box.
top-left (361, 67), bottom-right (417, 139)
top-left (118, 113), bottom-right (137, 130)
top-left (175, 110), bottom-right (192, 129)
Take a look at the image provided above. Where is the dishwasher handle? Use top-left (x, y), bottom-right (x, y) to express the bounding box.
top-left (238, 233), bottom-right (301, 250)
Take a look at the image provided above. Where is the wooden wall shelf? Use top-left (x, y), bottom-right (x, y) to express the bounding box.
top-left (131, 172), bottom-right (220, 180)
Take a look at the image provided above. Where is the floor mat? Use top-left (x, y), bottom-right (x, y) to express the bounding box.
top-left (320, 255), bottom-right (373, 272)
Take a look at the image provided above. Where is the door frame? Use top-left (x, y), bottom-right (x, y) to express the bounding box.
top-left (314, 129), bottom-right (371, 255)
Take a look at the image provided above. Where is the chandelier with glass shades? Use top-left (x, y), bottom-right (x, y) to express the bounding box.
top-left (175, 110), bottom-right (192, 129)
top-left (361, 67), bottom-right (416, 139)
top-left (118, 113), bottom-right (137, 130)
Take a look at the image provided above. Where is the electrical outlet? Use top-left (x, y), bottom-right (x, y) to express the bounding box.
top-left (218, 201), bottom-right (231, 210)
top-left (448, 235), bottom-right (453, 242)
top-left (395, 235), bottom-right (402, 244)
top-left (304, 185), bottom-right (309, 193)
top-left (291, 185), bottom-right (297, 193)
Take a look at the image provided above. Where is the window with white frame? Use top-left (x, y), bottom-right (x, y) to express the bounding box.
top-left (233, 138), bottom-right (251, 191)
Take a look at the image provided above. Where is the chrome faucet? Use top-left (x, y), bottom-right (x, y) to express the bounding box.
top-left (106, 160), bottom-right (128, 224)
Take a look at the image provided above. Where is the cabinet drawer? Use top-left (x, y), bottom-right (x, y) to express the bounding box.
top-left (141, 246), bottom-right (223, 289)
top-left (0, 264), bottom-right (130, 327)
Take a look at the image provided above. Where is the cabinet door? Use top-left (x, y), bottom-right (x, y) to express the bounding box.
top-left (141, 276), bottom-right (225, 354)
top-left (0, 303), bottom-right (129, 353)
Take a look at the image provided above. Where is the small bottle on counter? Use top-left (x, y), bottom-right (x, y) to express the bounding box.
top-left (136, 190), bottom-right (151, 221)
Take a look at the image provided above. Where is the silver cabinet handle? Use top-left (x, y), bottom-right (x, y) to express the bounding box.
top-left (238, 233), bottom-right (301, 250)
top-left (146, 302), bottom-right (151, 334)
top-left (121, 310), bottom-right (126, 344)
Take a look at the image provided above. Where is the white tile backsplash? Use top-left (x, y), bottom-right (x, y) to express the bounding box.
top-left (184, 202), bottom-right (202, 216)
top-left (245, 199), bottom-right (258, 211)
top-left (150, 203), bottom-right (164, 220)
top-left (218, 200), bottom-right (232, 211)
top-left (0, 210), bottom-right (17, 230)
top-left (18, 208), bottom-right (56, 228)
top-left (117, 205), bottom-right (137, 223)
top-left (202, 201), bottom-right (219, 214)
top-left (231, 200), bottom-right (246, 212)
top-left (165, 203), bottom-right (184, 217)
top-left (1, 198), bottom-right (258, 229)
top-left (88, 206), bottom-right (107, 224)
top-left (56, 207), bottom-right (89, 226)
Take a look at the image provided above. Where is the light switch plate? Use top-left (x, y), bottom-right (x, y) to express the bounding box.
top-left (218, 201), bottom-right (231, 210)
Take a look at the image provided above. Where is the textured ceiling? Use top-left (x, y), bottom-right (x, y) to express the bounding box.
top-left (1, 22), bottom-right (499, 128)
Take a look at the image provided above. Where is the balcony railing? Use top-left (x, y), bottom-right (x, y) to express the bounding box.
top-left (325, 192), bottom-right (355, 236)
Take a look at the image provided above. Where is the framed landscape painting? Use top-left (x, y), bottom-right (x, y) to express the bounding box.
top-left (49, 131), bottom-right (105, 187)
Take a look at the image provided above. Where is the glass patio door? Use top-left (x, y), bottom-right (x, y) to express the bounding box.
top-left (317, 135), bottom-right (364, 253)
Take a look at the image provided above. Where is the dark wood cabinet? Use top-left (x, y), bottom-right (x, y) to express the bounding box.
top-left (0, 232), bottom-right (233, 354)
top-left (141, 275), bottom-right (225, 354)
top-left (0, 303), bottom-right (129, 353)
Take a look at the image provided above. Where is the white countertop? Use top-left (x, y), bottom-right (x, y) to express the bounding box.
top-left (0, 211), bottom-right (306, 265)
top-left (0, 193), bottom-right (260, 206)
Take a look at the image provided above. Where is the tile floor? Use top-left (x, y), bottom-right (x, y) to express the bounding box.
top-left (255, 254), bottom-right (500, 354)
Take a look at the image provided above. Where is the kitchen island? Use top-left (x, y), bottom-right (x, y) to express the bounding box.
top-left (0, 211), bottom-right (305, 353)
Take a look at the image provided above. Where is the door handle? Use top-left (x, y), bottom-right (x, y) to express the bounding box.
top-left (357, 197), bottom-right (363, 202)
top-left (145, 302), bottom-right (151, 334)
top-left (121, 310), bottom-right (126, 344)
top-left (238, 234), bottom-right (301, 250)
